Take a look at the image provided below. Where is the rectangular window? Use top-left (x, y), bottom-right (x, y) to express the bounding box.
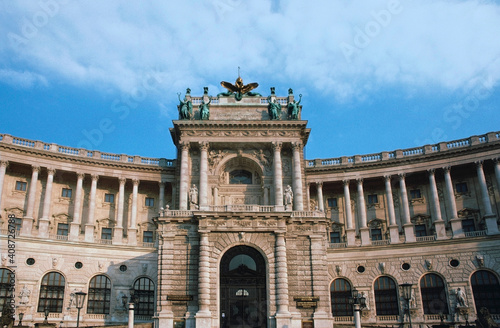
top-left (61, 188), bottom-right (72, 198)
top-left (367, 194), bottom-right (378, 204)
top-left (57, 223), bottom-right (69, 236)
top-left (104, 193), bottom-right (115, 203)
top-left (415, 224), bottom-right (427, 237)
top-left (101, 228), bottom-right (112, 240)
top-left (145, 197), bottom-right (154, 207)
top-left (371, 228), bottom-right (382, 240)
top-left (327, 198), bottom-right (338, 207)
top-left (330, 231), bottom-right (341, 243)
top-left (14, 218), bottom-right (22, 231)
top-left (15, 181), bottom-right (27, 191)
top-left (143, 231), bottom-right (154, 243)
top-left (410, 189), bottom-right (421, 199)
top-left (456, 182), bottom-right (468, 193)
top-left (462, 219), bottom-right (476, 232)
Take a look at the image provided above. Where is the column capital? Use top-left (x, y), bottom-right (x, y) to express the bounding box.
top-left (91, 174), bottom-right (99, 182)
top-left (342, 179), bottom-right (350, 186)
top-left (47, 168), bottom-right (56, 176)
top-left (475, 160), bottom-right (484, 168)
top-left (398, 173), bottom-right (406, 180)
top-left (356, 178), bottom-right (363, 185)
top-left (0, 160), bottom-right (8, 168)
top-left (442, 166), bottom-right (451, 173)
top-left (493, 157), bottom-right (500, 164)
top-left (119, 177), bottom-right (127, 185)
top-left (32, 165), bottom-right (41, 173)
top-left (132, 178), bottom-right (140, 187)
top-left (291, 141), bottom-right (303, 151)
top-left (198, 141), bottom-right (209, 150)
top-left (179, 141), bottom-right (190, 151)
top-left (159, 181), bottom-right (166, 187)
top-left (427, 168), bottom-right (436, 175)
top-left (272, 141), bottom-right (283, 151)
top-left (383, 175), bottom-right (392, 182)
top-left (76, 172), bottom-right (85, 180)
top-left (316, 181), bottom-right (323, 187)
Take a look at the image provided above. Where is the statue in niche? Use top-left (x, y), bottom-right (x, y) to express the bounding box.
top-left (19, 285), bottom-right (31, 305)
top-left (284, 185), bottom-right (293, 206)
top-left (267, 95), bottom-right (282, 120)
top-left (177, 92), bottom-right (193, 120)
top-left (287, 94), bottom-right (302, 120)
top-left (199, 97), bottom-right (211, 120)
top-left (456, 287), bottom-right (467, 307)
top-left (189, 184), bottom-right (199, 210)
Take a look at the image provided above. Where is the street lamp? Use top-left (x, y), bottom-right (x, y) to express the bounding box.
top-left (44, 308), bottom-right (50, 324)
top-left (400, 283), bottom-right (413, 328)
top-left (128, 288), bottom-right (136, 328)
top-left (349, 288), bottom-right (366, 328)
top-left (75, 291), bottom-right (87, 328)
top-left (18, 313), bottom-right (24, 326)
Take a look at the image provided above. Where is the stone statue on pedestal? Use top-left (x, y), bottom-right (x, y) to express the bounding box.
top-left (189, 184), bottom-right (199, 210)
top-left (284, 185), bottom-right (293, 207)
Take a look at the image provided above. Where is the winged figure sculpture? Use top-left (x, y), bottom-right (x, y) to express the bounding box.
top-left (219, 77), bottom-right (260, 101)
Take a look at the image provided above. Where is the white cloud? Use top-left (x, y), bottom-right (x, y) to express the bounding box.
top-left (1, 0), bottom-right (499, 100)
top-left (0, 69), bottom-right (48, 88)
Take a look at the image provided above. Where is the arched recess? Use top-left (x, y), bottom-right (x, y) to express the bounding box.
top-left (420, 273), bottom-right (449, 314)
top-left (87, 274), bottom-right (112, 314)
top-left (132, 277), bottom-right (156, 317)
top-left (220, 245), bottom-right (267, 328)
top-left (373, 276), bottom-right (399, 315)
top-left (215, 156), bottom-right (266, 206)
top-left (37, 271), bottom-right (66, 313)
top-left (330, 278), bottom-right (353, 316)
top-left (470, 270), bottom-right (500, 315)
top-left (0, 269), bottom-right (14, 310)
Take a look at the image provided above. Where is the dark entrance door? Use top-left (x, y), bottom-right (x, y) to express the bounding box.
top-left (220, 245), bottom-right (267, 328)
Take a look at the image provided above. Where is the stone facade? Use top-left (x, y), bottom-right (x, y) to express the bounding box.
top-left (0, 86), bottom-right (499, 328)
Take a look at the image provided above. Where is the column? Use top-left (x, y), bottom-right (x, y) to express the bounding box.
top-left (21, 165), bottom-right (40, 236)
top-left (317, 182), bottom-right (324, 212)
top-left (0, 160), bottom-right (8, 210)
top-left (357, 179), bottom-right (370, 245)
top-left (306, 183), bottom-right (311, 211)
top-left (310, 235), bottom-right (330, 327)
top-left (494, 158), bottom-right (500, 194)
top-left (171, 184), bottom-right (177, 210)
top-left (444, 167), bottom-right (463, 238)
top-left (291, 142), bottom-right (304, 211)
top-left (38, 168), bottom-right (55, 238)
top-left (158, 181), bottom-right (165, 209)
top-left (178, 142), bottom-right (190, 210)
top-left (428, 169), bottom-right (447, 239)
top-left (275, 232), bottom-right (291, 327)
top-left (476, 161), bottom-right (499, 235)
top-left (69, 172), bottom-right (84, 241)
top-left (399, 174), bottom-right (416, 242)
top-left (263, 186), bottom-right (268, 206)
top-left (384, 175), bottom-right (400, 244)
top-left (213, 187), bottom-right (219, 206)
top-left (199, 142), bottom-right (209, 210)
top-left (114, 177), bottom-right (126, 244)
top-left (196, 232), bottom-right (212, 327)
top-left (272, 142), bottom-right (284, 210)
top-left (84, 174), bottom-right (99, 242)
top-left (128, 179), bottom-right (139, 245)
top-left (344, 180), bottom-right (356, 246)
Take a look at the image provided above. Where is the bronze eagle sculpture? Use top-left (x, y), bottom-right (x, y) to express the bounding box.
top-left (219, 77), bottom-right (260, 101)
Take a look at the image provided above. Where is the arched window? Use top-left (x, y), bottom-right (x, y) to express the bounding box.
top-left (0, 269), bottom-right (13, 310)
top-left (133, 278), bottom-right (155, 316)
top-left (229, 170), bottom-right (252, 184)
top-left (420, 273), bottom-right (449, 314)
top-left (330, 278), bottom-right (353, 316)
top-left (471, 270), bottom-right (500, 314)
top-left (87, 275), bottom-right (111, 314)
top-left (38, 272), bottom-right (65, 313)
top-left (374, 276), bottom-right (398, 315)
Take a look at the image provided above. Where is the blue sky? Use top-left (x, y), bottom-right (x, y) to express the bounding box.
top-left (1, 0), bottom-right (499, 160)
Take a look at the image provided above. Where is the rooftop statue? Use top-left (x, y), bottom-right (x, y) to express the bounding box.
top-left (267, 95), bottom-right (282, 120)
top-left (219, 76), bottom-right (260, 101)
top-left (177, 91), bottom-right (193, 120)
top-left (287, 93), bottom-right (302, 120)
top-left (199, 97), bottom-right (211, 120)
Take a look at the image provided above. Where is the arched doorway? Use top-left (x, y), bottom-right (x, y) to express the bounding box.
top-left (220, 245), bottom-right (267, 328)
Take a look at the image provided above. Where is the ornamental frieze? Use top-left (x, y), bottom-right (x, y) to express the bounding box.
top-left (179, 129), bottom-right (301, 138)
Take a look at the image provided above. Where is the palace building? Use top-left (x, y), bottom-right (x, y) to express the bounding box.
top-left (1, 81), bottom-right (500, 328)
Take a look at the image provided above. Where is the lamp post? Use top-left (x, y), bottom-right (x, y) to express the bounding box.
top-left (349, 288), bottom-right (366, 328)
top-left (44, 308), bottom-right (50, 324)
top-left (400, 283), bottom-right (413, 328)
top-left (128, 288), bottom-right (136, 328)
top-left (18, 313), bottom-right (24, 326)
top-left (75, 291), bottom-right (87, 328)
